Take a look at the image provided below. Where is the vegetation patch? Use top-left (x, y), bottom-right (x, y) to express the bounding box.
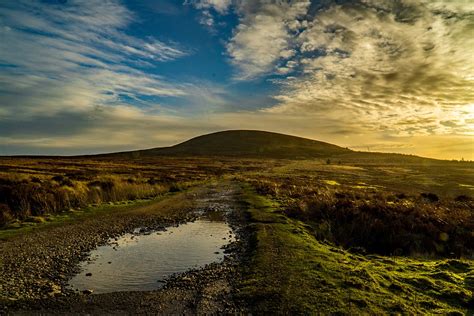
top-left (238, 183), bottom-right (473, 314)
top-left (243, 174), bottom-right (473, 257)
top-left (0, 157), bottom-right (274, 226)
top-left (0, 197), bottom-right (166, 240)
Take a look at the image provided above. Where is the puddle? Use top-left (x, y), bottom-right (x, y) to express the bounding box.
top-left (67, 219), bottom-right (235, 294)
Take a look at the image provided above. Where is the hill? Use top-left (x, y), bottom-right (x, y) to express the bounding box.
top-left (100, 130), bottom-right (351, 159)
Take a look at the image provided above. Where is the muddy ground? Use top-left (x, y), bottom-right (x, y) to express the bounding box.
top-left (0, 181), bottom-right (251, 315)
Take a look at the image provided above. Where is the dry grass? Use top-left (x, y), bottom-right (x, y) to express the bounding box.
top-left (0, 157), bottom-right (274, 226)
top-left (1, 156), bottom-right (473, 257)
top-left (0, 174), bottom-right (167, 224)
top-left (241, 169), bottom-right (474, 258)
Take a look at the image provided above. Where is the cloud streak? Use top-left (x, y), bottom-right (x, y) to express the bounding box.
top-left (0, 0), bottom-right (472, 160)
top-left (0, 0), bottom-right (189, 119)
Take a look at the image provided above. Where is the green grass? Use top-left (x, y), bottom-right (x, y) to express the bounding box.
top-left (239, 183), bottom-right (473, 314)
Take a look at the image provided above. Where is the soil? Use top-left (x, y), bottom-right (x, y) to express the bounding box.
top-left (0, 181), bottom-right (251, 315)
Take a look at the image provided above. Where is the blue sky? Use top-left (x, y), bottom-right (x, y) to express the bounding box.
top-left (0, 0), bottom-right (472, 159)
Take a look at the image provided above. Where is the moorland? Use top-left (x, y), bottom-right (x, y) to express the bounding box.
top-left (0, 130), bottom-right (473, 314)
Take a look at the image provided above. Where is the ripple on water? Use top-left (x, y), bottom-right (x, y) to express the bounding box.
top-left (67, 219), bottom-right (236, 294)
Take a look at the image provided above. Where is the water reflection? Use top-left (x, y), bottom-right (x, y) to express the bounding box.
top-left (68, 219), bottom-right (235, 294)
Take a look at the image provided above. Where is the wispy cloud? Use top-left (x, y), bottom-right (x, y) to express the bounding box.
top-left (0, 0), bottom-right (242, 155)
top-left (0, 0), bottom-right (189, 119)
top-left (1, 0), bottom-right (472, 160)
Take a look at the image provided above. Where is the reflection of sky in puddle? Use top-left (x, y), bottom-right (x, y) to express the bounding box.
top-left (68, 219), bottom-right (235, 294)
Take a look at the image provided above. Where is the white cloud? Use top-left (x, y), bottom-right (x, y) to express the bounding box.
top-left (0, 0), bottom-right (239, 155)
top-left (1, 0), bottom-right (472, 160)
top-left (0, 0), bottom-right (189, 118)
top-left (192, 0), bottom-right (232, 14)
top-left (220, 0), bottom-right (473, 139)
top-left (226, 0), bottom-right (310, 79)
top-left (190, 0), bottom-right (233, 31)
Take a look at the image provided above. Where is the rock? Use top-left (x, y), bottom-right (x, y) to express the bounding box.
top-left (82, 289), bottom-right (94, 295)
top-left (85, 272), bottom-right (92, 277)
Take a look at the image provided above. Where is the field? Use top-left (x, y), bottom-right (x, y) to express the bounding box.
top-left (235, 159), bottom-right (474, 314)
top-left (0, 154), bottom-right (473, 314)
top-left (0, 156), bottom-right (274, 228)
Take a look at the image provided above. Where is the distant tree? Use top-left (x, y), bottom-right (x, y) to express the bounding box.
top-left (326, 158), bottom-right (331, 165)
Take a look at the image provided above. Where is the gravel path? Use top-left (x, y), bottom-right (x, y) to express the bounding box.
top-left (0, 181), bottom-right (250, 315)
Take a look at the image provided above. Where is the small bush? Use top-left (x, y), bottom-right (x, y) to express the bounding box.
top-left (420, 192), bottom-right (439, 202)
top-left (169, 184), bottom-right (182, 192)
top-left (455, 195), bottom-right (471, 202)
top-left (396, 193), bottom-right (407, 199)
top-left (147, 178), bottom-right (159, 185)
top-left (31, 177), bottom-right (42, 184)
top-left (51, 175), bottom-right (65, 183)
top-left (88, 180), bottom-right (115, 192)
top-left (0, 203), bottom-right (13, 226)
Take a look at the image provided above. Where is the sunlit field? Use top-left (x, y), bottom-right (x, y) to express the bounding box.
top-left (1, 0), bottom-right (473, 314)
top-left (1, 153), bottom-right (472, 313)
top-left (0, 156), bottom-right (272, 227)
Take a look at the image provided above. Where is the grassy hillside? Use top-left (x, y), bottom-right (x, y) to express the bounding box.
top-left (98, 130), bottom-right (351, 159)
top-left (88, 130), bottom-right (454, 165)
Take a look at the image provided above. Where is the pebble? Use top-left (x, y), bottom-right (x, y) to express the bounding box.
top-left (2, 186), bottom-right (250, 314)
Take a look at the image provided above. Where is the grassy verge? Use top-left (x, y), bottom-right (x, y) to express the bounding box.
top-left (239, 183), bottom-right (474, 314)
top-left (0, 176), bottom-right (207, 242)
top-left (0, 197), bottom-right (170, 241)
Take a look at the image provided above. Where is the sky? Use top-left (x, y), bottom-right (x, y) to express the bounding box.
top-left (0, 0), bottom-right (472, 160)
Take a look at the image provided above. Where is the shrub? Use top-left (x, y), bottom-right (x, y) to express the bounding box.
top-left (31, 177), bottom-right (42, 184)
top-left (51, 175), bottom-right (65, 183)
top-left (169, 183), bottom-right (182, 192)
top-left (88, 179), bottom-right (115, 192)
top-left (284, 192), bottom-right (473, 257)
top-left (147, 178), bottom-right (159, 185)
top-left (0, 203), bottom-right (13, 226)
top-left (247, 176), bottom-right (474, 257)
top-left (420, 192), bottom-right (439, 202)
top-left (455, 195), bottom-right (471, 202)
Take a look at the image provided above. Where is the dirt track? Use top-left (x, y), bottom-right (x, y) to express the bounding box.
top-left (0, 181), bottom-right (250, 315)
